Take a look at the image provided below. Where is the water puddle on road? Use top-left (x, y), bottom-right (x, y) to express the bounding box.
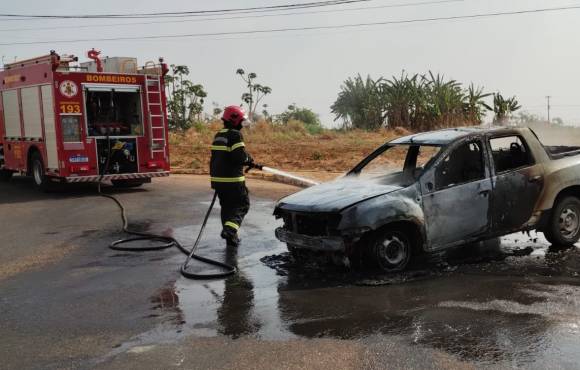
top-left (116, 200), bottom-right (580, 367)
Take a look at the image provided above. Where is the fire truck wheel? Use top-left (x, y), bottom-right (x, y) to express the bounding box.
top-left (111, 179), bottom-right (145, 188)
top-left (30, 152), bottom-right (51, 191)
top-left (0, 170), bottom-right (13, 182)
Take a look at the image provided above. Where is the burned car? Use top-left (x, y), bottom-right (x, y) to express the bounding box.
top-left (274, 127), bottom-right (580, 272)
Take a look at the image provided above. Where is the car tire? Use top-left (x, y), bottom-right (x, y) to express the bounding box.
top-left (111, 179), bottom-right (145, 188)
top-left (0, 169), bottom-right (13, 182)
top-left (367, 228), bottom-right (412, 272)
top-left (30, 152), bottom-right (52, 191)
top-left (544, 196), bottom-right (580, 248)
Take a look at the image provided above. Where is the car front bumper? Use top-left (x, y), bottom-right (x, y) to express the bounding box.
top-left (275, 227), bottom-right (345, 252)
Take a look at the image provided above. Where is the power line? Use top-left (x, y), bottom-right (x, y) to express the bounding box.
top-left (0, 0), bottom-right (376, 19)
top-left (2, 5), bottom-right (580, 46)
top-left (554, 105), bottom-right (580, 107)
top-left (0, 0), bottom-right (461, 33)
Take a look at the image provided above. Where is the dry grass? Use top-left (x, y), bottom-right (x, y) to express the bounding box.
top-left (170, 120), bottom-right (409, 174)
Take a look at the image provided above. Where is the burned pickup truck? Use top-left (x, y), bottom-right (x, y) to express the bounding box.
top-left (274, 126), bottom-right (580, 272)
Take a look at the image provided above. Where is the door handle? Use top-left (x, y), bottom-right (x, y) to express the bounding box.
top-left (529, 175), bottom-right (543, 183)
top-left (479, 190), bottom-right (490, 197)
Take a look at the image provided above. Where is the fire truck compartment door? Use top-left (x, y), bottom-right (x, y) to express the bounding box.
top-left (41, 84), bottom-right (59, 170)
top-left (2, 90), bottom-right (21, 138)
top-left (21, 86), bottom-right (43, 139)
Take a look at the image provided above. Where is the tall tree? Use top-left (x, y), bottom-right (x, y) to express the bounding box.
top-left (212, 102), bottom-right (223, 119)
top-left (165, 64), bottom-right (207, 131)
top-left (236, 68), bottom-right (272, 121)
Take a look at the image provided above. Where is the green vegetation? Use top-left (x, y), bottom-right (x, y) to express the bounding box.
top-left (492, 93), bottom-right (521, 124)
top-left (164, 64), bottom-right (522, 134)
top-left (331, 71), bottom-right (521, 131)
top-left (331, 75), bottom-right (383, 130)
top-left (236, 68), bottom-right (272, 121)
top-left (275, 105), bottom-right (322, 134)
top-left (165, 65), bottom-right (207, 131)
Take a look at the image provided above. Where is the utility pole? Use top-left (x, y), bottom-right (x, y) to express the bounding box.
top-left (546, 96), bottom-right (551, 123)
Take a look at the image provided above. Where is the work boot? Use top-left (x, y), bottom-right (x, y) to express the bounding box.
top-left (221, 230), bottom-right (241, 247)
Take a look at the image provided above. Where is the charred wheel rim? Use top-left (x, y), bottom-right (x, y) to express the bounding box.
top-left (375, 233), bottom-right (409, 270)
top-left (33, 159), bottom-right (43, 186)
top-left (559, 205), bottom-right (580, 239)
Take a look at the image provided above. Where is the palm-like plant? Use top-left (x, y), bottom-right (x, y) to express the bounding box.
top-left (331, 70), bottom-right (509, 131)
top-left (331, 74), bottom-right (383, 130)
top-left (493, 93), bottom-right (521, 124)
top-left (378, 72), bottom-right (422, 129)
top-left (463, 84), bottom-right (492, 124)
top-left (421, 72), bottom-right (464, 128)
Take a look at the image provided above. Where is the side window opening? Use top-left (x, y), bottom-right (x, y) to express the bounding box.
top-left (489, 136), bottom-right (533, 173)
top-left (435, 141), bottom-right (485, 190)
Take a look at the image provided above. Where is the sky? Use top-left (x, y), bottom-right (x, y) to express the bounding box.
top-left (1, 0), bottom-right (580, 127)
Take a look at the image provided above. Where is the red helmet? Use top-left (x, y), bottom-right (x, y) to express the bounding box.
top-left (222, 105), bottom-right (247, 126)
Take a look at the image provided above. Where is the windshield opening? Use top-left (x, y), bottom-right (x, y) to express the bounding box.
top-left (353, 144), bottom-right (441, 186)
top-left (85, 89), bottom-right (143, 136)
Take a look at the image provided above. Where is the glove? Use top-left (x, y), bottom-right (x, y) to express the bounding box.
top-left (245, 162), bottom-right (263, 173)
top-left (245, 153), bottom-right (254, 166)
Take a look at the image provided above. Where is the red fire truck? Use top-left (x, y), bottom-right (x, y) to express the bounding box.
top-left (0, 50), bottom-right (170, 189)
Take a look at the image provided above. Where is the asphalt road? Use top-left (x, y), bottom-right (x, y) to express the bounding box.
top-left (1, 174), bottom-right (580, 370)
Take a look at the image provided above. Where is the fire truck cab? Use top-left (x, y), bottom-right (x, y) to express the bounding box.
top-left (0, 50), bottom-right (170, 189)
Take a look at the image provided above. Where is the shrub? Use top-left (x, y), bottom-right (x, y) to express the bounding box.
top-left (311, 151), bottom-right (324, 160)
top-left (285, 119), bottom-right (308, 135)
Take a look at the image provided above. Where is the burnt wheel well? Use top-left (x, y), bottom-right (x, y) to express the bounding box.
top-left (554, 186), bottom-right (580, 206)
top-left (373, 220), bottom-right (424, 254)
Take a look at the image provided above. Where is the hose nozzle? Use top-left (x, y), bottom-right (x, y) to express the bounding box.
top-left (245, 163), bottom-right (264, 173)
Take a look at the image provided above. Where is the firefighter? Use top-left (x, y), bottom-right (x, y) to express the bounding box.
top-left (210, 106), bottom-right (259, 247)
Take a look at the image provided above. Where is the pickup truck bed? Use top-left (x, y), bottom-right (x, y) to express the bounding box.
top-left (545, 145), bottom-right (580, 159)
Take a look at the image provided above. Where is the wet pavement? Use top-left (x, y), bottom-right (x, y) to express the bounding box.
top-left (1, 175), bottom-right (580, 369)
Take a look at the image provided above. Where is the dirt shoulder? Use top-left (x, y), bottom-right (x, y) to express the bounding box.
top-left (169, 121), bottom-right (409, 175)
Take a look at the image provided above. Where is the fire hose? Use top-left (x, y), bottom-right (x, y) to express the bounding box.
top-left (97, 135), bottom-right (237, 279)
top-left (96, 135), bottom-right (319, 279)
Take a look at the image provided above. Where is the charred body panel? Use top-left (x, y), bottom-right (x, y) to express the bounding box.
top-left (489, 164), bottom-right (544, 233)
top-left (274, 126), bottom-right (580, 268)
top-left (275, 187), bottom-right (426, 255)
top-left (418, 134), bottom-right (493, 250)
top-left (275, 180), bottom-right (402, 213)
top-left (337, 185), bottom-right (424, 240)
top-left (275, 228), bottom-right (345, 252)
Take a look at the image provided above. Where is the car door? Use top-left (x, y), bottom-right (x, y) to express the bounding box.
top-left (420, 138), bottom-right (492, 250)
top-left (487, 135), bottom-right (544, 234)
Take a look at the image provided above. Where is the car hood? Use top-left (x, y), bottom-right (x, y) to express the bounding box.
top-left (276, 179), bottom-right (403, 213)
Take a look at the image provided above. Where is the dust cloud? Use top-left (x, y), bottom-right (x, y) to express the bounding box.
top-left (521, 121), bottom-right (580, 146)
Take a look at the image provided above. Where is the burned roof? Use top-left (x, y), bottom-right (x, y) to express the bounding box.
top-left (390, 126), bottom-right (519, 145)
